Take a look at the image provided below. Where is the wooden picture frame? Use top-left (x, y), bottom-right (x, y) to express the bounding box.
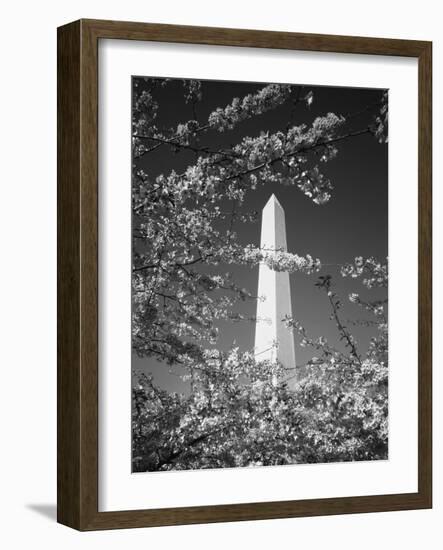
top-left (57, 18), bottom-right (432, 530)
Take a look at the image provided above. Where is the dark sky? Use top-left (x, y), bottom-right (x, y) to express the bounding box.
top-left (132, 77), bottom-right (388, 392)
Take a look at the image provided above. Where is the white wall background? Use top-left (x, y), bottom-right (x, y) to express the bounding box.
top-left (0, 0), bottom-right (441, 547)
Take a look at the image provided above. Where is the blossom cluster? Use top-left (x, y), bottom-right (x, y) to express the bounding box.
top-left (208, 84), bottom-right (292, 131)
top-left (243, 245), bottom-right (321, 274)
top-left (341, 256), bottom-right (388, 288)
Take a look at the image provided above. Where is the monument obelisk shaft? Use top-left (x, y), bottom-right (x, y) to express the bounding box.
top-left (254, 194), bottom-right (296, 370)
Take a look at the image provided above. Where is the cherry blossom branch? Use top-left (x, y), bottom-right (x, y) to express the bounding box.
top-left (316, 275), bottom-right (362, 367)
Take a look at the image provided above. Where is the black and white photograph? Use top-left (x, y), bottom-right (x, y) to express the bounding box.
top-left (131, 76), bottom-right (389, 473)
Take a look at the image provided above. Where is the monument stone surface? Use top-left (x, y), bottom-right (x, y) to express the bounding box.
top-left (254, 194), bottom-right (296, 370)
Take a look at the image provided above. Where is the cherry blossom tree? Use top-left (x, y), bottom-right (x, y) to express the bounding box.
top-left (131, 78), bottom-right (388, 471)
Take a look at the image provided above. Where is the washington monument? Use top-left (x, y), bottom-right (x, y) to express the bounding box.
top-left (254, 194), bottom-right (296, 370)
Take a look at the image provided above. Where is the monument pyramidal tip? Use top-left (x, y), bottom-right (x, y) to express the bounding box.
top-left (254, 194), bottom-right (296, 371)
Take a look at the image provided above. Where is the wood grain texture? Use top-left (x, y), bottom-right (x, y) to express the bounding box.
top-left (83, 18), bottom-right (429, 56)
top-left (417, 42), bottom-right (432, 506)
top-left (57, 20), bottom-right (81, 528)
top-left (57, 19), bottom-right (432, 531)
